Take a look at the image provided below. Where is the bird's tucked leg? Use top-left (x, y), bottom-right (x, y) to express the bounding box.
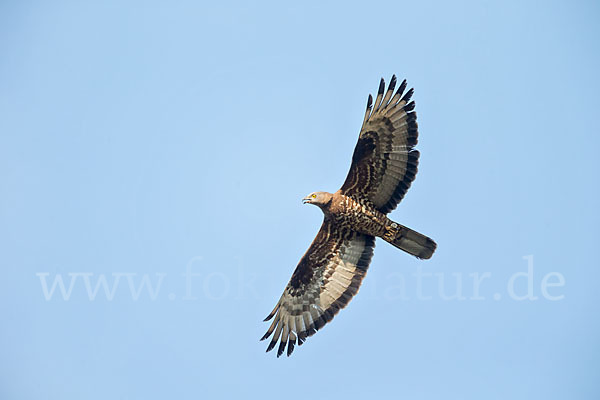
top-left (383, 223), bottom-right (401, 242)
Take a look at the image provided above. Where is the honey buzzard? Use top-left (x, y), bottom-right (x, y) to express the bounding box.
top-left (261, 76), bottom-right (436, 357)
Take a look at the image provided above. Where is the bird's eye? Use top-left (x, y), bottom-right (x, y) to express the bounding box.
top-left (311, 194), bottom-right (317, 198)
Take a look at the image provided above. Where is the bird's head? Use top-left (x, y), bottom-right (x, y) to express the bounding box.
top-left (302, 191), bottom-right (332, 208)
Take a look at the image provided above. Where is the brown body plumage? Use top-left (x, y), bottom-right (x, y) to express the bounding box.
top-left (261, 76), bottom-right (437, 357)
top-left (323, 190), bottom-right (435, 260)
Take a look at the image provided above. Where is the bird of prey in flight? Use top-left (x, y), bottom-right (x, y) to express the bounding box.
top-left (261, 76), bottom-right (436, 357)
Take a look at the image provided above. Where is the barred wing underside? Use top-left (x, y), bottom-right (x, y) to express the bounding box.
top-left (261, 220), bottom-right (375, 357)
top-left (341, 76), bottom-right (420, 214)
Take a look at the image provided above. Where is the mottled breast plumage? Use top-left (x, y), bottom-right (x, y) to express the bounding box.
top-left (326, 192), bottom-right (388, 238)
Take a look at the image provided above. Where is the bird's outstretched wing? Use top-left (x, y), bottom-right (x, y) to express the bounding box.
top-left (261, 220), bottom-right (375, 357)
top-left (340, 76), bottom-right (420, 214)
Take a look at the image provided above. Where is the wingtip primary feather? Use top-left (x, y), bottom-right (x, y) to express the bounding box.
top-left (399, 79), bottom-right (407, 92)
top-left (399, 79), bottom-right (408, 92)
top-left (373, 77), bottom-right (387, 111)
top-left (377, 78), bottom-right (385, 95)
top-left (388, 78), bottom-right (407, 106)
top-left (277, 341), bottom-right (286, 358)
top-left (401, 87), bottom-right (414, 103)
top-left (286, 338), bottom-right (296, 357)
top-left (381, 75), bottom-right (397, 109)
top-left (266, 340), bottom-right (277, 353)
top-left (362, 94), bottom-right (374, 126)
top-left (263, 302), bottom-right (279, 321)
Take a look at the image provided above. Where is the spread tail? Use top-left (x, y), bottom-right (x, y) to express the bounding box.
top-left (383, 222), bottom-right (437, 260)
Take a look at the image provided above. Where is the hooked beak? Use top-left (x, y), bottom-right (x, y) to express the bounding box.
top-left (302, 196), bottom-right (311, 204)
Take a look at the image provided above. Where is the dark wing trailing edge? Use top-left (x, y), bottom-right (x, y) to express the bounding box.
top-left (340, 75), bottom-right (420, 214)
top-left (261, 220), bottom-right (375, 357)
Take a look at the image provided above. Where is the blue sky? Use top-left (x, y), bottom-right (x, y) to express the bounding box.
top-left (1, 1), bottom-right (599, 399)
